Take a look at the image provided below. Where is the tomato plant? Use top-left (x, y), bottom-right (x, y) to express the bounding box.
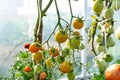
top-left (10, 51), bottom-right (34, 80)
top-left (8, 0), bottom-right (120, 80)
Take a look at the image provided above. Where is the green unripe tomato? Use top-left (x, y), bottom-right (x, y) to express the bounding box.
top-left (34, 64), bottom-right (43, 73)
top-left (57, 55), bottom-right (65, 64)
top-left (95, 59), bottom-right (108, 72)
top-left (107, 26), bottom-right (114, 34)
top-left (67, 72), bottom-right (75, 80)
top-left (95, 34), bottom-right (103, 43)
top-left (66, 36), bottom-right (80, 49)
top-left (103, 53), bottom-right (113, 63)
top-left (103, 8), bottom-right (114, 19)
top-left (92, 0), bottom-right (104, 15)
top-left (62, 46), bottom-right (71, 56)
top-left (96, 44), bottom-right (106, 52)
top-left (107, 36), bottom-right (115, 47)
top-left (79, 43), bottom-right (85, 50)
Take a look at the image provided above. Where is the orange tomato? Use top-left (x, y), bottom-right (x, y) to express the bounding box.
top-left (105, 64), bottom-right (120, 80)
top-left (59, 61), bottom-right (73, 73)
top-left (29, 42), bottom-right (40, 53)
top-left (32, 50), bottom-right (43, 61)
top-left (24, 66), bottom-right (31, 72)
top-left (73, 18), bottom-right (84, 29)
top-left (48, 47), bottom-right (59, 57)
top-left (40, 72), bottom-right (47, 80)
top-left (54, 29), bottom-right (68, 43)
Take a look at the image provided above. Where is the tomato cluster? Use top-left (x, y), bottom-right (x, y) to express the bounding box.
top-left (21, 16), bottom-right (85, 80)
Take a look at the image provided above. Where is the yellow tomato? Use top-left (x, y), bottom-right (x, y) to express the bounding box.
top-left (32, 50), bottom-right (43, 61)
top-left (46, 58), bottom-right (53, 68)
top-left (59, 61), bottom-right (73, 73)
top-left (54, 29), bottom-right (68, 43)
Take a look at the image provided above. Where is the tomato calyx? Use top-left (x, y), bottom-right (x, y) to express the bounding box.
top-left (76, 16), bottom-right (84, 22)
top-left (72, 31), bottom-right (80, 37)
top-left (59, 29), bottom-right (68, 35)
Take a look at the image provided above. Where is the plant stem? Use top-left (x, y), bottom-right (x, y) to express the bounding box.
top-left (68, 0), bottom-right (73, 37)
top-left (68, 0), bottom-right (73, 17)
top-left (34, 0), bottom-right (40, 42)
top-left (43, 0), bottom-right (53, 13)
top-left (37, 0), bottom-right (43, 44)
top-left (54, 0), bottom-right (62, 29)
top-left (91, 26), bottom-right (97, 56)
top-left (54, 0), bottom-right (60, 19)
top-left (92, 37), bottom-right (97, 56)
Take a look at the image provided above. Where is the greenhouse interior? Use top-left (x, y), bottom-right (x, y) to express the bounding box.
top-left (1, 0), bottom-right (120, 80)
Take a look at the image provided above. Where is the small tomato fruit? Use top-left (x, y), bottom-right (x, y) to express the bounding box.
top-left (24, 66), bottom-right (31, 72)
top-left (66, 36), bottom-right (80, 49)
top-left (48, 47), bottom-right (59, 57)
top-left (105, 64), bottom-right (120, 80)
top-left (32, 50), bottom-right (43, 61)
top-left (45, 57), bottom-right (53, 68)
top-left (92, 0), bottom-right (104, 15)
top-left (54, 29), bottom-right (68, 43)
top-left (103, 53), bottom-right (113, 63)
top-left (67, 72), bottom-right (75, 80)
top-left (24, 43), bottom-right (31, 49)
top-left (73, 18), bottom-right (84, 29)
top-left (95, 59), bottom-right (108, 72)
top-left (29, 42), bottom-right (41, 53)
top-left (40, 72), bottom-right (47, 80)
top-left (103, 8), bottom-right (114, 19)
top-left (59, 61), bottom-right (73, 73)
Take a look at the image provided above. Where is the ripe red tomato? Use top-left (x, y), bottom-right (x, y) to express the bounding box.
top-left (24, 43), bottom-right (31, 49)
top-left (24, 66), bottom-right (31, 72)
